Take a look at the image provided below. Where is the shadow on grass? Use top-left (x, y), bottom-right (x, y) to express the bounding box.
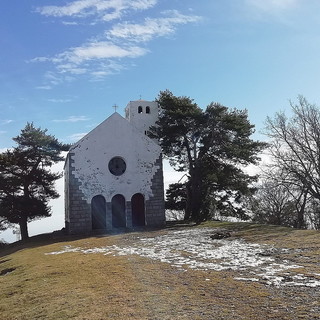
top-left (0, 231), bottom-right (93, 258)
top-left (0, 224), bottom-right (174, 258)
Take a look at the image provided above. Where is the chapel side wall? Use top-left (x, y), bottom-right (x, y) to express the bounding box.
top-left (64, 155), bottom-right (70, 231)
top-left (65, 152), bottom-right (91, 234)
top-left (145, 154), bottom-right (166, 227)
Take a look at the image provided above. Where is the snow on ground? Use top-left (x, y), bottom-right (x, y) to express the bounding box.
top-left (46, 228), bottom-right (320, 287)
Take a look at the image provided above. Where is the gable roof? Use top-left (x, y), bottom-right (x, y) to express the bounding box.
top-left (69, 112), bottom-right (122, 151)
top-left (69, 112), bottom-right (158, 151)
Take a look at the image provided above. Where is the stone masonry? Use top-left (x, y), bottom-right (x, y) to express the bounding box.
top-left (65, 152), bottom-right (91, 234)
top-left (145, 155), bottom-right (166, 227)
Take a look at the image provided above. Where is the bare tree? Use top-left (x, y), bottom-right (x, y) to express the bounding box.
top-left (251, 178), bottom-right (295, 226)
top-left (265, 96), bottom-right (320, 228)
top-left (260, 166), bottom-right (309, 228)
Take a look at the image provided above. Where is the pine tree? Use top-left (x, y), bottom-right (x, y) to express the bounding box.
top-left (0, 123), bottom-right (69, 240)
top-left (150, 90), bottom-right (266, 221)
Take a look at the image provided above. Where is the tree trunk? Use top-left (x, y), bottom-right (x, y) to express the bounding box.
top-left (184, 182), bottom-right (192, 221)
top-left (184, 176), bottom-right (201, 221)
top-left (190, 169), bottom-right (202, 222)
top-left (295, 191), bottom-right (307, 229)
top-left (191, 189), bottom-right (201, 221)
top-left (20, 184), bottom-right (30, 241)
top-left (19, 216), bottom-right (29, 241)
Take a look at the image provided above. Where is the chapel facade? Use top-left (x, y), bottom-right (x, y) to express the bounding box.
top-left (64, 100), bottom-right (165, 234)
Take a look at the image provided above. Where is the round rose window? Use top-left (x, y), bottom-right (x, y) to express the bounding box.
top-left (108, 157), bottom-right (126, 176)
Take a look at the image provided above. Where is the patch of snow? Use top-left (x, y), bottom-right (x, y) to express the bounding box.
top-left (234, 277), bottom-right (260, 282)
top-left (45, 228), bottom-right (320, 287)
top-left (45, 245), bottom-right (82, 255)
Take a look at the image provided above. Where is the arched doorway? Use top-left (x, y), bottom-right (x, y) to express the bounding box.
top-left (91, 195), bottom-right (106, 229)
top-left (132, 193), bottom-right (145, 227)
top-left (112, 194), bottom-right (126, 228)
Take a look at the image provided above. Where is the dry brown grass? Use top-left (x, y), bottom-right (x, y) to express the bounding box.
top-left (0, 222), bottom-right (319, 320)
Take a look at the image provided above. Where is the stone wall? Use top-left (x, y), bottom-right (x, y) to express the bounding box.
top-left (125, 201), bottom-right (133, 228)
top-left (65, 152), bottom-right (91, 234)
top-left (145, 155), bottom-right (166, 227)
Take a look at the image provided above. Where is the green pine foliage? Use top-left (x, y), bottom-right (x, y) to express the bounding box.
top-left (0, 123), bottom-right (70, 240)
top-left (150, 90), bottom-right (267, 222)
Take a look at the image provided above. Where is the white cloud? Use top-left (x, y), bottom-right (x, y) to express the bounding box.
top-left (0, 120), bottom-right (13, 125)
top-left (62, 21), bottom-right (79, 26)
top-left (37, 0), bottom-right (111, 17)
top-left (130, 0), bottom-right (157, 10)
top-left (36, 0), bottom-right (157, 21)
top-left (47, 98), bottom-right (72, 103)
top-left (36, 42), bottom-right (147, 70)
top-left (30, 56), bottom-right (50, 63)
top-left (34, 1), bottom-right (200, 83)
top-left (62, 42), bottom-right (147, 63)
top-left (88, 60), bottom-right (125, 80)
top-left (53, 116), bottom-right (90, 123)
top-left (44, 71), bottom-right (64, 86)
top-left (90, 70), bottom-right (109, 77)
top-left (36, 85), bottom-right (52, 90)
top-left (107, 10), bottom-right (201, 42)
top-left (56, 64), bottom-right (87, 75)
top-left (33, 42), bottom-right (148, 82)
top-left (41, 71), bottom-right (75, 86)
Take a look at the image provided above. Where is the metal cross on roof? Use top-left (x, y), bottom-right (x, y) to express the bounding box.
top-left (112, 104), bottom-right (118, 113)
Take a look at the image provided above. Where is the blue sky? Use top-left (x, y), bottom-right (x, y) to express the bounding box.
top-left (1, 0), bottom-right (320, 241)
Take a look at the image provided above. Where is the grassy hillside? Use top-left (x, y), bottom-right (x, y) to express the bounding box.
top-left (0, 222), bottom-right (319, 320)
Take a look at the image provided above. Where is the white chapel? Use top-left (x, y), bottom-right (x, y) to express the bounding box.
top-left (64, 100), bottom-right (165, 234)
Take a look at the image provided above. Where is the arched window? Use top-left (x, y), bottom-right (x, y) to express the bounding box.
top-left (138, 106), bottom-right (143, 113)
top-left (146, 106), bottom-right (150, 114)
